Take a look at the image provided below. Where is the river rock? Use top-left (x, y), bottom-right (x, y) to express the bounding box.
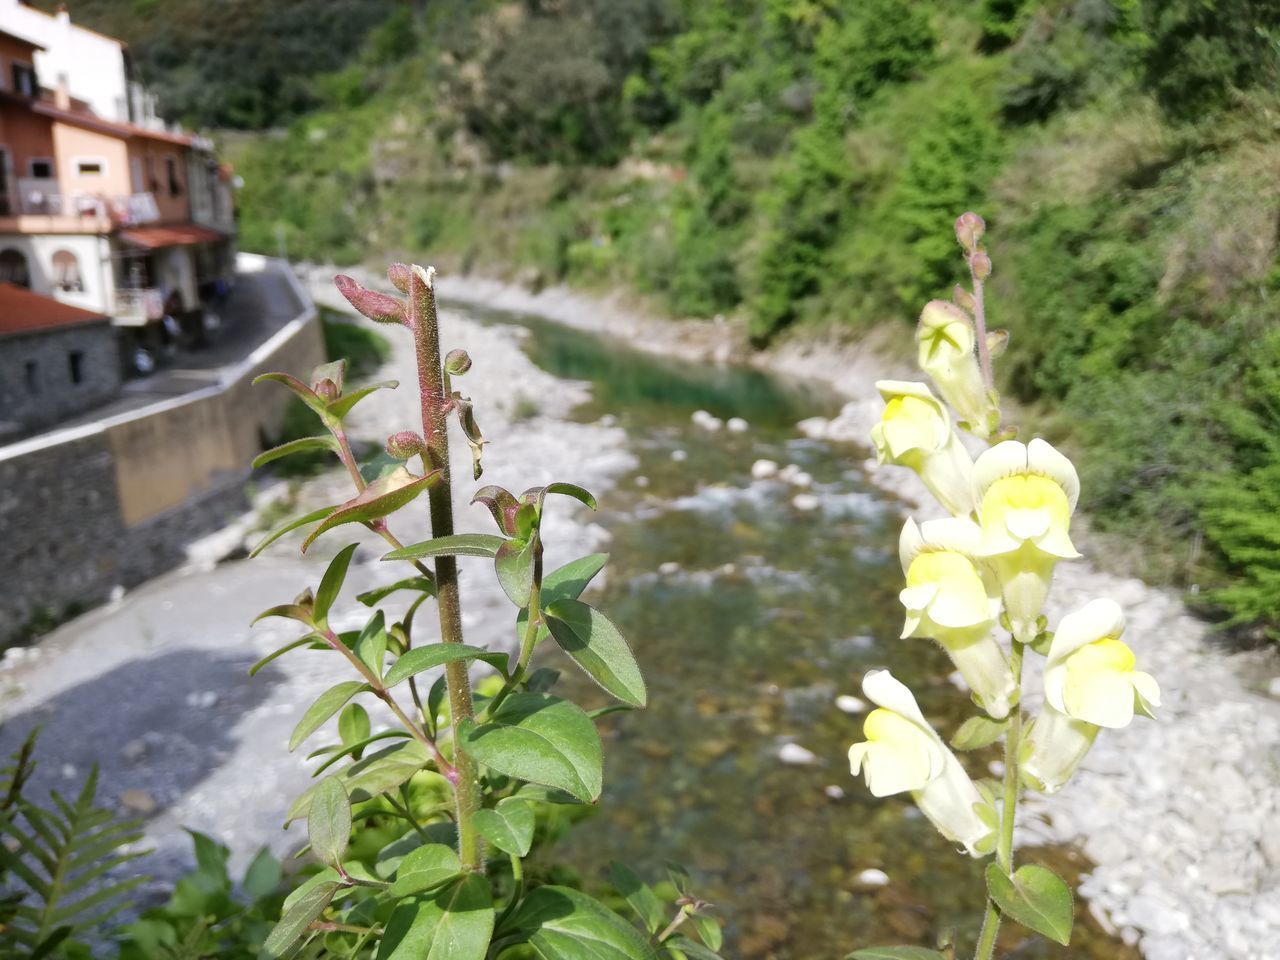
top-left (751, 458), bottom-right (779, 479)
top-left (835, 694), bottom-right (867, 714)
top-left (727, 416), bottom-right (749, 433)
top-left (777, 742), bottom-right (818, 765)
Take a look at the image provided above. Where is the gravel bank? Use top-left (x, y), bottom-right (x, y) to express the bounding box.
top-left (322, 264), bottom-right (1280, 960)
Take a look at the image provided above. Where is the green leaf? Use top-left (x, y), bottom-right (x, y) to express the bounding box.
top-left (250, 505), bottom-right (337, 558)
top-left (251, 603), bottom-right (315, 627)
top-left (355, 611), bottom-right (389, 675)
top-left (473, 798), bottom-right (535, 857)
top-left (985, 863), bottom-right (1074, 945)
top-left (457, 693), bottom-right (602, 803)
top-left (338, 703), bottom-right (372, 749)
top-left (290, 681), bottom-right (369, 752)
top-left (253, 371), bottom-right (326, 414)
top-left (378, 873), bottom-right (494, 960)
top-left (302, 467), bottom-right (441, 552)
top-left (388, 843), bottom-right (462, 898)
top-left (606, 861), bottom-right (664, 934)
top-left (950, 715), bottom-right (1009, 751)
top-left (847, 949), bottom-right (948, 960)
top-left (358, 576), bottom-right (436, 606)
top-left (248, 634), bottom-right (323, 676)
top-left (383, 533), bottom-right (506, 561)
top-left (384, 644), bottom-right (509, 688)
top-left (252, 435), bottom-right (341, 470)
top-left (494, 538), bottom-right (535, 608)
top-left (689, 912), bottom-right (722, 952)
top-left (516, 553), bottom-right (609, 646)
top-left (543, 599), bottom-right (646, 708)
top-left (507, 886), bottom-right (651, 960)
top-left (315, 543), bottom-right (360, 624)
top-left (308, 776), bottom-right (352, 868)
top-left (471, 485), bottom-right (521, 536)
top-left (286, 741), bottom-right (434, 824)
top-left (263, 880), bottom-right (338, 957)
top-left (667, 936), bottom-right (724, 960)
top-left (243, 847), bottom-right (282, 900)
top-left (520, 483), bottom-right (598, 515)
top-left (327, 379), bottom-right (399, 419)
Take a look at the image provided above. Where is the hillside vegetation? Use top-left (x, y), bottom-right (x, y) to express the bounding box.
top-left (64, 0), bottom-right (1280, 638)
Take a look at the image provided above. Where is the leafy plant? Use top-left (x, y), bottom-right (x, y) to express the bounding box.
top-left (247, 263), bottom-right (724, 958)
top-left (0, 732), bottom-right (148, 957)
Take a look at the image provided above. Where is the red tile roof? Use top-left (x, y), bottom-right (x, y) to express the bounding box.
top-left (116, 223), bottom-right (227, 248)
top-left (0, 283), bottom-right (107, 337)
top-left (33, 101), bottom-right (195, 147)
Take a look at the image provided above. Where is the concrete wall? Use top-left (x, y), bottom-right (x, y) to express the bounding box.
top-left (0, 256), bottom-right (325, 639)
top-left (0, 319), bottom-right (120, 432)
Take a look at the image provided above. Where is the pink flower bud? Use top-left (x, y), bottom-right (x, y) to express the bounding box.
top-left (334, 274), bottom-right (408, 325)
top-left (970, 252), bottom-right (992, 281)
top-left (387, 263), bottom-right (413, 294)
top-left (955, 212), bottom-right (986, 250)
top-left (386, 430), bottom-right (425, 459)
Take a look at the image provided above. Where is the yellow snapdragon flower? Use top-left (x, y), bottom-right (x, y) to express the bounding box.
top-left (1023, 599), bottom-right (1160, 793)
top-left (871, 380), bottom-right (975, 517)
top-left (848, 670), bottom-right (994, 856)
top-left (973, 439), bottom-right (1081, 643)
top-left (898, 518), bottom-right (1015, 718)
top-left (916, 300), bottom-right (998, 438)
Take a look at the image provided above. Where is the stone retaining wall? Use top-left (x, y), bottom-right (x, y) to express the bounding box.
top-left (0, 255), bottom-right (324, 640)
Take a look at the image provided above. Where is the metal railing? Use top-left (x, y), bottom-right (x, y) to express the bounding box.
top-left (10, 180), bottom-right (160, 224)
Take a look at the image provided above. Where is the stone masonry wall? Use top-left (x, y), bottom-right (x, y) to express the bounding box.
top-left (0, 322), bottom-right (121, 434)
top-left (0, 257), bottom-right (324, 641)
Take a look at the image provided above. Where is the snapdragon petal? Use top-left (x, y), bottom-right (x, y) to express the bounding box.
top-left (973, 440), bottom-right (1029, 501)
top-left (1027, 438), bottom-right (1080, 512)
top-left (1063, 670), bottom-right (1137, 728)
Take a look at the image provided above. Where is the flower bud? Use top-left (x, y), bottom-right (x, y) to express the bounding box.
top-left (916, 300), bottom-right (998, 437)
top-left (445, 349), bottom-right (473, 376)
top-left (870, 380), bottom-right (975, 517)
top-left (386, 430), bottom-right (425, 460)
top-left (334, 274), bottom-right (408, 325)
top-left (314, 378), bottom-right (340, 404)
top-left (953, 285), bottom-right (976, 312)
top-left (387, 262), bottom-right (413, 294)
top-left (955, 211), bottom-right (986, 250)
top-left (970, 251), bottom-right (992, 281)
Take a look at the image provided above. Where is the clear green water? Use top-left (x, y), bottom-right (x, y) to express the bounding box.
top-left (467, 307), bottom-right (1135, 960)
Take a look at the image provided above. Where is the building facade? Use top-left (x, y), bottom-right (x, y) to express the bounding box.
top-left (0, 6), bottom-right (236, 384)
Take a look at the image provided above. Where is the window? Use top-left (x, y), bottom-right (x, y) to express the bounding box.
top-left (29, 159), bottom-right (53, 179)
top-left (166, 156), bottom-right (182, 196)
top-left (25, 361), bottom-right (38, 394)
top-left (51, 250), bottom-right (82, 292)
top-left (0, 249), bottom-right (30, 288)
top-left (68, 351), bottom-right (84, 385)
top-left (12, 63), bottom-right (36, 98)
top-left (75, 159), bottom-right (105, 177)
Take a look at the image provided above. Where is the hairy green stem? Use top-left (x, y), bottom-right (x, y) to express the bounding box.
top-left (409, 266), bottom-right (483, 871)
top-left (975, 637), bottom-right (1025, 960)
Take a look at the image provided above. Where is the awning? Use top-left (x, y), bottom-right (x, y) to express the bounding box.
top-left (116, 224), bottom-right (227, 249)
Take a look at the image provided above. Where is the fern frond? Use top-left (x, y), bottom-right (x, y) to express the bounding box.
top-left (0, 762), bottom-right (150, 953)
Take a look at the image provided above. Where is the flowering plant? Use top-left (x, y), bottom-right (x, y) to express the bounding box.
top-left (848, 213), bottom-right (1160, 958)
top-left (246, 264), bottom-right (724, 959)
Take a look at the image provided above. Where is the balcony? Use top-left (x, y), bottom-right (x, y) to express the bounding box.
top-left (0, 181), bottom-right (161, 233)
top-left (113, 287), bottom-right (165, 327)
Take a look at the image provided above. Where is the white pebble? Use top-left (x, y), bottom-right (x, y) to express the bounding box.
top-left (726, 417), bottom-right (748, 433)
top-left (778, 742), bottom-right (818, 765)
top-left (791, 470), bottom-right (813, 489)
top-left (1267, 677), bottom-right (1280, 698)
top-left (792, 493), bottom-right (820, 511)
top-left (670, 449), bottom-right (688, 462)
top-left (634, 475), bottom-right (649, 488)
top-left (751, 459), bottom-right (779, 479)
top-left (824, 784), bottom-right (846, 800)
top-left (658, 562), bottom-right (681, 575)
top-left (856, 868), bottom-right (890, 887)
top-left (835, 695), bottom-right (867, 714)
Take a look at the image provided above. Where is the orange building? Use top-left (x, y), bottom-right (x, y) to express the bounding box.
top-left (0, 16), bottom-right (236, 370)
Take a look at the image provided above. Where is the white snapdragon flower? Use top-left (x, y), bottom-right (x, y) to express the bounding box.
top-left (898, 518), bottom-right (1015, 719)
top-left (973, 439), bottom-right (1081, 643)
top-left (1023, 599), bottom-right (1160, 793)
top-left (848, 670), bottom-right (993, 856)
top-left (870, 380), bottom-right (975, 517)
top-left (916, 300), bottom-right (998, 438)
